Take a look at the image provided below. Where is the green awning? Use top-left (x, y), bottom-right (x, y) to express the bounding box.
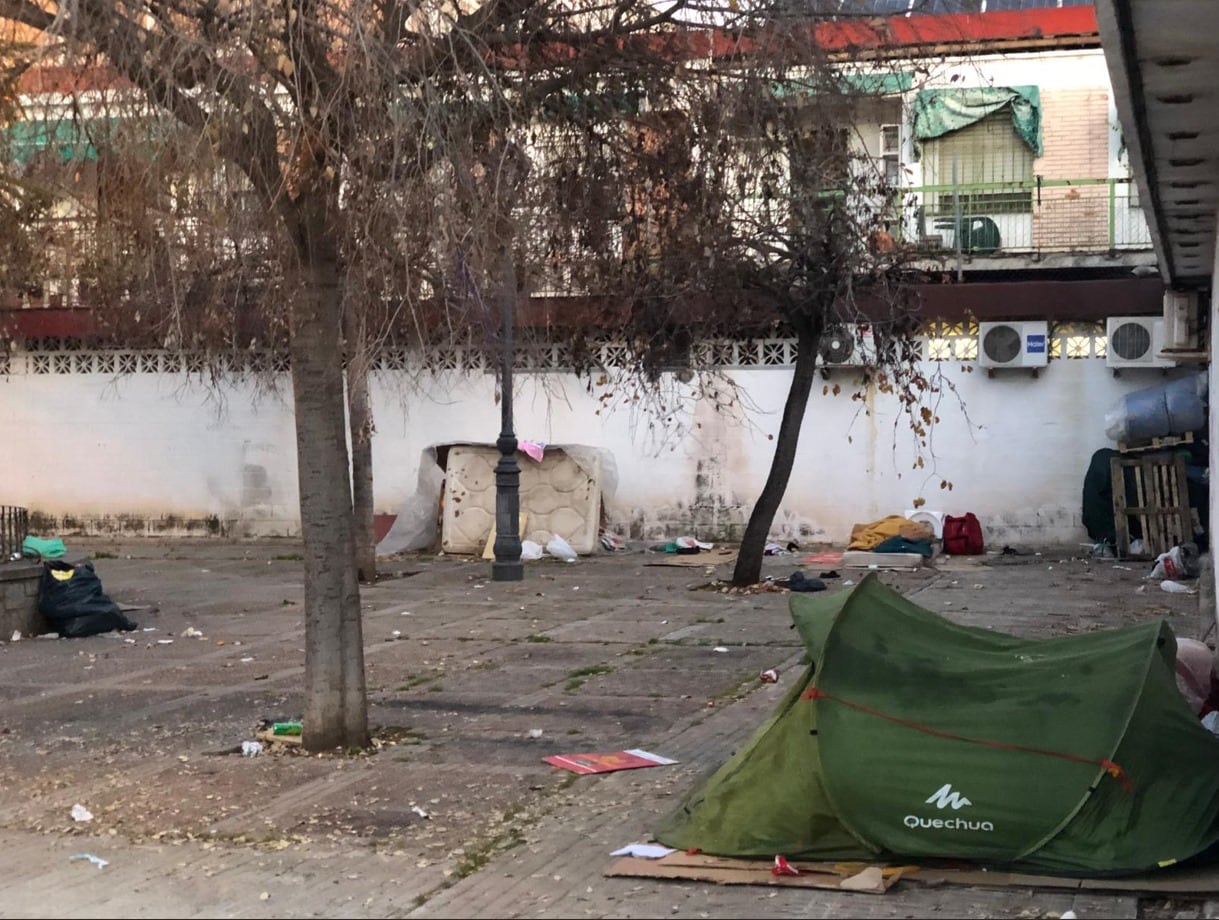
top-left (772, 70), bottom-right (914, 99)
top-left (843, 70), bottom-right (914, 95)
top-left (5, 118), bottom-right (108, 167)
top-left (911, 85), bottom-right (1042, 157)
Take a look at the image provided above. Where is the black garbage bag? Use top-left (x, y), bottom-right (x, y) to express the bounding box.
top-left (38, 561), bottom-right (138, 638)
top-left (776, 571), bottom-right (826, 592)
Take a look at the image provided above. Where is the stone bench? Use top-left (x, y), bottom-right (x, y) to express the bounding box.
top-left (0, 562), bottom-right (48, 637)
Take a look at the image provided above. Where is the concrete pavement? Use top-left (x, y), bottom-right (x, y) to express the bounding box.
top-left (0, 538), bottom-right (1207, 919)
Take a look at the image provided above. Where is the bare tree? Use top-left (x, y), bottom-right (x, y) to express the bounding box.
top-left (0, 0), bottom-right (741, 749)
top-left (518, 14), bottom-right (946, 586)
top-left (0, 0), bottom-right (958, 751)
top-left (0, 1), bottom-right (394, 751)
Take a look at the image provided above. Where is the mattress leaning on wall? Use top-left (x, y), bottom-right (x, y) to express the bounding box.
top-left (440, 445), bottom-right (603, 555)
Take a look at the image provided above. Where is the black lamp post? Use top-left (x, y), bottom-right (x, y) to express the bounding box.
top-left (492, 286), bottom-right (524, 581)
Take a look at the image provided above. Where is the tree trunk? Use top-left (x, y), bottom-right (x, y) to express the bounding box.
top-left (290, 215), bottom-right (370, 753)
top-left (730, 319), bottom-right (824, 587)
top-left (345, 317), bottom-right (378, 583)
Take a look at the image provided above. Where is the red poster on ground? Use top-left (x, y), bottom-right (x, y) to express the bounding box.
top-left (543, 749), bottom-right (678, 775)
top-left (801, 550), bottom-right (844, 566)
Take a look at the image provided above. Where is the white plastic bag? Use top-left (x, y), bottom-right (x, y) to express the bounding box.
top-left (1161, 579), bottom-right (1197, 594)
top-left (1150, 548), bottom-right (1184, 580)
top-left (520, 540), bottom-right (545, 561)
top-left (1149, 543), bottom-right (1200, 580)
top-left (546, 535), bottom-right (577, 561)
top-left (1104, 403), bottom-right (1130, 443)
top-left (1202, 712), bottom-right (1219, 736)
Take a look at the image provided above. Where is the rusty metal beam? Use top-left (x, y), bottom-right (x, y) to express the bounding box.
top-left (909, 277), bottom-right (1167, 322)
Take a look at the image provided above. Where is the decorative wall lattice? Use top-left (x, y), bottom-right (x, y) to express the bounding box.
top-left (0, 323), bottom-right (1110, 375)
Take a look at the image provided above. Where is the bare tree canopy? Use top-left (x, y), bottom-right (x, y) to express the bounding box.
top-left (0, 0), bottom-right (963, 743)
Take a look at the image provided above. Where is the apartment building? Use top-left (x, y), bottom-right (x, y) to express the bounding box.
top-left (0, 0), bottom-right (1200, 547)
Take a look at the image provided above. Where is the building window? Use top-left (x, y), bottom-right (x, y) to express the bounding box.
top-left (922, 111), bottom-right (1034, 216)
top-left (879, 124), bottom-right (902, 187)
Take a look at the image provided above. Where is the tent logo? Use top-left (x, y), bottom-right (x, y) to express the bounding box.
top-left (925, 783), bottom-right (972, 810)
top-left (905, 784), bottom-right (994, 833)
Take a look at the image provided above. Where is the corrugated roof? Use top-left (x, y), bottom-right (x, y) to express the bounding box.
top-left (795, 0), bottom-right (1091, 15)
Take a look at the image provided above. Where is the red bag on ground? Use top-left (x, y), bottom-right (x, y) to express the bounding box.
top-left (942, 513), bottom-right (984, 555)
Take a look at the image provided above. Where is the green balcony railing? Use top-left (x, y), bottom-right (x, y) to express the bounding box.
top-left (894, 177), bottom-right (1151, 256)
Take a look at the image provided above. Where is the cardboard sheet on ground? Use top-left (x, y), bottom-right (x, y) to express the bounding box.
top-left (915, 861), bottom-right (1219, 894)
top-left (644, 549), bottom-right (738, 567)
top-left (605, 852), bottom-right (1219, 895)
top-left (254, 729), bottom-right (301, 746)
top-left (481, 513), bottom-right (529, 560)
top-left (605, 853), bottom-right (904, 893)
top-left (543, 749), bottom-right (677, 775)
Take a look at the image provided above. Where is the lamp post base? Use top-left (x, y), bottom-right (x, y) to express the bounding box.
top-left (492, 558), bottom-right (524, 581)
top-left (491, 434), bottom-right (524, 582)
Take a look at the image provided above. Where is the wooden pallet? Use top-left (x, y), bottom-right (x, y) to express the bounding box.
top-left (1119, 431), bottom-right (1194, 455)
top-left (1110, 452), bottom-right (1192, 559)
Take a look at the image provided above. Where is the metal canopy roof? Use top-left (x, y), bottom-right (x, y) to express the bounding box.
top-left (1096, 0), bottom-right (1219, 288)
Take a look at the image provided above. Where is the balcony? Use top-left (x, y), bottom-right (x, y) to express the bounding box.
top-left (895, 177), bottom-right (1152, 261)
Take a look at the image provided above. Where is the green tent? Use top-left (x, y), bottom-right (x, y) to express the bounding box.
top-left (654, 574), bottom-right (1219, 875)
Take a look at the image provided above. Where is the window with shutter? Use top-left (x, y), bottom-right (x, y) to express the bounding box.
top-left (923, 111), bottom-right (1033, 216)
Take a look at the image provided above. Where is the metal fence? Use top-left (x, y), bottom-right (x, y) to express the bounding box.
top-left (0, 505), bottom-right (28, 562)
top-left (896, 177), bottom-right (1152, 255)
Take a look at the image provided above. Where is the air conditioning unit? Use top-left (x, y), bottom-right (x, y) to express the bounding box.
top-left (818, 324), bottom-right (877, 368)
top-left (977, 321), bottom-right (1048, 369)
top-left (1106, 316), bottom-right (1175, 368)
top-left (1163, 290), bottom-right (1200, 351)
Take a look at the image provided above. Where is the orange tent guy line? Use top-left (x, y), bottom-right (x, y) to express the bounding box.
top-left (802, 686), bottom-right (1132, 791)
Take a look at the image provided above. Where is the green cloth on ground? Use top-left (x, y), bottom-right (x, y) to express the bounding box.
top-left (872, 535), bottom-right (935, 557)
top-left (22, 536), bottom-right (66, 559)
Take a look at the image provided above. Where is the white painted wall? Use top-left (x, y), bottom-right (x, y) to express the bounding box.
top-left (0, 350), bottom-right (1201, 548)
top-left (930, 49), bottom-right (1111, 93)
top-left (0, 369), bottom-right (299, 532)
